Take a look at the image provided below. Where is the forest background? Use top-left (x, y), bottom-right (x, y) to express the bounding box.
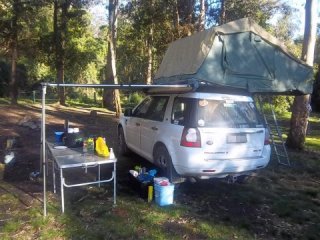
top-left (0, 0), bottom-right (319, 128)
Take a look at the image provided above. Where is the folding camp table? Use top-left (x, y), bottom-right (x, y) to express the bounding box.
top-left (46, 141), bottom-right (117, 213)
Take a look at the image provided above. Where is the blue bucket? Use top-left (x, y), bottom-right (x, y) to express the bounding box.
top-left (154, 183), bottom-right (174, 206)
top-left (54, 132), bottom-right (64, 143)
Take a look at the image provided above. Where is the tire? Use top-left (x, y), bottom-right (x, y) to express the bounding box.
top-left (153, 144), bottom-right (185, 184)
top-left (118, 127), bottom-right (130, 156)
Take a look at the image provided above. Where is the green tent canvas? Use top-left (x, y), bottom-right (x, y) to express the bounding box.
top-left (154, 18), bottom-right (313, 94)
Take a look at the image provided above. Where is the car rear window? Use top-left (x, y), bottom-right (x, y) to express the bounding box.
top-left (171, 97), bottom-right (196, 126)
top-left (196, 99), bottom-right (263, 128)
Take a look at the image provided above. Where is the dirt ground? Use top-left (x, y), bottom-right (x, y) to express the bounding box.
top-left (0, 102), bottom-right (319, 239)
top-left (0, 103), bottom-right (118, 179)
top-left (0, 103), bottom-right (123, 204)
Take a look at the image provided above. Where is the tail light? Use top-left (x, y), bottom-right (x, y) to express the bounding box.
top-left (180, 127), bottom-right (201, 148)
top-left (264, 129), bottom-right (271, 145)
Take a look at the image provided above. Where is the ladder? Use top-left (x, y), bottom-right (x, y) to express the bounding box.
top-left (256, 95), bottom-right (291, 166)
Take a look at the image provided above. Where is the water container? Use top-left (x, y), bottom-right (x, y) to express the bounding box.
top-left (54, 132), bottom-right (64, 143)
top-left (154, 183), bottom-right (174, 206)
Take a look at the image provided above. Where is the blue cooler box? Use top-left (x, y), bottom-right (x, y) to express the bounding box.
top-left (154, 183), bottom-right (174, 206)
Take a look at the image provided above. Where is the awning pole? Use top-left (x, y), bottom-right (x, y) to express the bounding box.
top-left (41, 84), bottom-right (47, 217)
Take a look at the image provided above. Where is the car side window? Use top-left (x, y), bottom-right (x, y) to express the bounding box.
top-left (145, 96), bottom-right (169, 121)
top-left (172, 98), bottom-right (187, 125)
top-left (132, 97), bottom-right (152, 118)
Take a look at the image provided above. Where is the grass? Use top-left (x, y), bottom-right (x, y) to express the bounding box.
top-left (306, 136), bottom-right (320, 150)
top-left (275, 111), bottom-right (320, 151)
top-left (0, 193), bottom-right (254, 239)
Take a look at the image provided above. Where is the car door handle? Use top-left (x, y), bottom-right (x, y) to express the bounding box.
top-left (136, 123), bottom-right (140, 126)
top-left (151, 127), bottom-right (158, 131)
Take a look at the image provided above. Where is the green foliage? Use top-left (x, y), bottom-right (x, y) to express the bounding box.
top-left (269, 6), bottom-right (299, 42)
top-left (259, 95), bottom-right (294, 115)
top-left (206, 0), bottom-right (291, 27)
top-left (118, 1), bottom-right (179, 84)
top-left (0, 0), bottom-right (107, 96)
top-left (64, 9), bottom-right (107, 84)
top-left (121, 91), bottom-right (145, 109)
top-left (272, 96), bottom-right (294, 114)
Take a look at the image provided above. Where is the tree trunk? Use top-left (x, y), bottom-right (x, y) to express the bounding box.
top-left (56, 59), bottom-right (65, 105)
top-left (219, 0), bottom-right (226, 25)
top-left (198, 0), bottom-right (205, 31)
top-left (104, 0), bottom-right (121, 116)
top-left (10, 43), bottom-right (18, 105)
top-left (173, 0), bottom-right (180, 38)
top-left (110, 27), bottom-right (121, 115)
top-left (10, 0), bottom-right (19, 105)
top-left (286, 0), bottom-right (317, 149)
top-left (186, 0), bottom-right (195, 36)
top-left (146, 1), bottom-right (154, 85)
top-left (146, 28), bottom-right (153, 85)
top-left (54, 0), bottom-right (66, 105)
top-left (103, 44), bottom-right (114, 110)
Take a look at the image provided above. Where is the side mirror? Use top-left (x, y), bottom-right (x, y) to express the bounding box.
top-left (124, 108), bottom-right (133, 117)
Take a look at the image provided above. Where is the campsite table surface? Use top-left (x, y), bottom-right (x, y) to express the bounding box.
top-left (46, 141), bottom-right (117, 213)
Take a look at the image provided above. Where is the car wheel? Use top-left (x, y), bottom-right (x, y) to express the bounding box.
top-left (118, 127), bottom-right (130, 156)
top-left (154, 144), bottom-right (185, 184)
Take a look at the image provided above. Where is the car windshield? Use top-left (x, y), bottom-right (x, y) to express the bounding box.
top-left (196, 99), bottom-right (263, 128)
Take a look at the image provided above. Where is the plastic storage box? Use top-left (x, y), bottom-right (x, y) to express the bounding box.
top-left (154, 183), bottom-right (174, 206)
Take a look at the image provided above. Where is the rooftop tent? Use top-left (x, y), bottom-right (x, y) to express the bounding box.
top-left (154, 18), bottom-right (314, 94)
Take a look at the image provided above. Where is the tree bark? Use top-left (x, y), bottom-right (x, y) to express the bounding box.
top-left (286, 0), bottom-right (317, 149)
top-left (186, 0), bottom-right (195, 36)
top-left (10, 41), bottom-right (18, 105)
top-left (53, 0), bottom-right (67, 106)
top-left (146, 0), bottom-right (154, 85)
top-left (173, 0), bottom-right (180, 38)
top-left (219, 0), bottom-right (226, 25)
top-left (10, 0), bottom-right (19, 105)
top-left (60, 1), bottom-right (70, 106)
top-left (103, 0), bottom-right (121, 116)
top-left (103, 44), bottom-right (114, 110)
top-left (146, 26), bottom-right (153, 85)
top-left (198, 0), bottom-right (205, 31)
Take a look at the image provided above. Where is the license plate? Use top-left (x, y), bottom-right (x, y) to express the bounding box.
top-left (227, 134), bottom-right (247, 143)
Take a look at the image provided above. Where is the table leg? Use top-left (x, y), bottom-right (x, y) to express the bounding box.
top-left (46, 148), bottom-right (49, 177)
top-left (98, 164), bottom-right (101, 188)
top-left (60, 168), bottom-right (65, 213)
top-left (114, 162), bottom-right (116, 205)
top-left (53, 161), bottom-right (56, 194)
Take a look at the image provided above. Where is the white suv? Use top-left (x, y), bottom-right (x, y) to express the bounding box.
top-left (118, 91), bottom-right (271, 183)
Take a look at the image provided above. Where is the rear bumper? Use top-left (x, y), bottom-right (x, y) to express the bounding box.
top-left (173, 145), bottom-right (271, 178)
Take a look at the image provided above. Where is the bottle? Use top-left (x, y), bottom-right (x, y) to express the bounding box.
top-left (148, 186), bottom-right (153, 203)
top-left (83, 139), bottom-right (88, 154)
top-left (87, 138), bottom-right (94, 153)
top-left (109, 148), bottom-right (115, 159)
